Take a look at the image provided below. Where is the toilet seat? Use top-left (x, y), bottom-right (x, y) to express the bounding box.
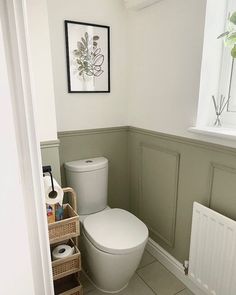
top-left (83, 208), bottom-right (148, 255)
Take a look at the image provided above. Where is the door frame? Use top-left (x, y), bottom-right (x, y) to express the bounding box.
top-left (0, 0), bottom-right (54, 294)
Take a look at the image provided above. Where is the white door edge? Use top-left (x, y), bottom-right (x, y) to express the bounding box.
top-left (0, 0), bottom-right (54, 294)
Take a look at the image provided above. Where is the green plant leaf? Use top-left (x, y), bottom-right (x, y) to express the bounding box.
top-left (225, 33), bottom-right (236, 46)
top-left (231, 45), bottom-right (236, 58)
top-left (86, 70), bottom-right (94, 76)
top-left (217, 31), bottom-right (229, 39)
top-left (73, 50), bottom-right (79, 57)
top-left (230, 12), bottom-right (236, 25)
top-left (82, 37), bottom-right (87, 46)
top-left (77, 41), bottom-right (84, 50)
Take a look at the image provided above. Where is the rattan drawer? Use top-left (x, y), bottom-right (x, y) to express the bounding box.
top-left (54, 274), bottom-right (83, 295)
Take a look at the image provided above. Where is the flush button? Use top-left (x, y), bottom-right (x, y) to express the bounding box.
top-left (85, 160), bottom-right (93, 163)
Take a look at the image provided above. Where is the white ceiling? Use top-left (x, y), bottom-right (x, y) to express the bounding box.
top-left (124, 0), bottom-right (163, 10)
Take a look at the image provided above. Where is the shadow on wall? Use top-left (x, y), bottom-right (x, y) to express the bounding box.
top-left (58, 127), bottom-right (130, 210)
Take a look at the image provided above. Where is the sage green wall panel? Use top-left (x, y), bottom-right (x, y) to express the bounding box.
top-left (139, 143), bottom-right (180, 248)
top-left (128, 127), bottom-right (236, 263)
top-left (58, 127), bottom-right (129, 210)
top-left (40, 140), bottom-right (61, 184)
top-left (210, 164), bottom-right (236, 220)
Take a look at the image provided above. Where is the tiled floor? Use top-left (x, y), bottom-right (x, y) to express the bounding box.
top-left (81, 250), bottom-right (193, 295)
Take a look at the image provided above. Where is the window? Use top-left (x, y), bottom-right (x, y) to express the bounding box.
top-left (194, 0), bottom-right (236, 134)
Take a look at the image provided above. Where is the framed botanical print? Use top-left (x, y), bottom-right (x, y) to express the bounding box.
top-left (65, 20), bottom-right (110, 93)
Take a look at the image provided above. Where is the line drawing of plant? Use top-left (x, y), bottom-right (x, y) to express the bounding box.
top-left (72, 32), bottom-right (104, 80)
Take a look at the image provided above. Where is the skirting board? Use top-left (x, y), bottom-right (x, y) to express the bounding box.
top-left (146, 238), bottom-right (205, 295)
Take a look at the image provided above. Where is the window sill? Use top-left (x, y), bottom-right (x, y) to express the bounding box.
top-left (189, 126), bottom-right (236, 141)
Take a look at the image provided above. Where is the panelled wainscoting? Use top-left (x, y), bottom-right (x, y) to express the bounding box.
top-left (47, 126), bottom-right (236, 267)
top-left (129, 127), bottom-right (236, 263)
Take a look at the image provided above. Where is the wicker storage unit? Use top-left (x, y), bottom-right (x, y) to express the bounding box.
top-left (54, 274), bottom-right (83, 295)
top-left (47, 187), bottom-right (83, 294)
top-left (48, 204), bottom-right (80, 244)
top-left (52, 239), bottom-right (81, 280)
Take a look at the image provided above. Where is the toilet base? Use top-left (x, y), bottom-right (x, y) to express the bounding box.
top-left (83, 270), bottom-right (129, 294)
top-left (81, 231), bottom-right (147, 293)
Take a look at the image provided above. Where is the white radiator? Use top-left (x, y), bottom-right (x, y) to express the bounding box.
top-left (189, 202), bottom-right (236, 295)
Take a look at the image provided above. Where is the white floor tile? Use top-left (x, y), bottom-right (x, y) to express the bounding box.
top-left (137, 261), bottom-right (185, 295)
top-left (138, 250), bottom-right (156, 269)
top-left (84, 274), bottom-right (155, 295)
top-left (80, 271), bottom-right (95, 294)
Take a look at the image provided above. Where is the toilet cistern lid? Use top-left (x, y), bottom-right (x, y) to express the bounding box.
top-left (83, 208), bottom-right (148, 254)
top-left (65, 157), bottom-right (108, 172)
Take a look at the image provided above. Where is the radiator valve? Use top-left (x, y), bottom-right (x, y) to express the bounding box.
top-left (183, 260), bottom-right (189, 275)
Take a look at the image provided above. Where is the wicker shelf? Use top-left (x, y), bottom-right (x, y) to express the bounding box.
top-left (48, 204), bottom-right (80, 244)
top-left (52, 239), bottom-right (81, 280)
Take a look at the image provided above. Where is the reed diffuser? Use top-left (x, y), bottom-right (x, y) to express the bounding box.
top-left (212, 95), bottom-right (230, 127)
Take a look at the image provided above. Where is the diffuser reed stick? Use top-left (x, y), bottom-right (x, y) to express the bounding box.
top-left (212, 95), bottom-right (230, 127)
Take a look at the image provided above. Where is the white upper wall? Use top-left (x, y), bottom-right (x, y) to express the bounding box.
top-left (29, 0), bottom-right (236, 148)
top-left (25, 0), bottom-right (58, 141)
top-left (127, 0), bottom-right (207, 138)
top-left (47, 0), bottom-right (128, 132)
top-left (125, 0), bottom-right (236, 148)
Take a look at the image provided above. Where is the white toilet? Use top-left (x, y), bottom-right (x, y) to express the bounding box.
top-left (65, 157), bottom-right (148, 293)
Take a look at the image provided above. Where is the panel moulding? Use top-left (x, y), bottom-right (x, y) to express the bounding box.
top-left (138, 142), bottom-right (180, 248)
top-left (208, 162), bottom-right (236, 211)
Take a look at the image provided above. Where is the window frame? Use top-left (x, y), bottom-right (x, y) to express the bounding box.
top-left (218, 0), bottom-right (236, 125)
top-left (195, 0), bottom-right (236, 130)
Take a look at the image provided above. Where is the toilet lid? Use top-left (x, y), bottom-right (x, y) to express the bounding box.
top-left (83, 208), bottom-right (148, 254)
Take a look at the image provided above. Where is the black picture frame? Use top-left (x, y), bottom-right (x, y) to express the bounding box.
top-left (65, 20), bottom-right (110, 93)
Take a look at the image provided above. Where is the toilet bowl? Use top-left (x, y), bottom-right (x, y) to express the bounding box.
top-left (65, 157), bottom-right (149, 293)
top-left (81, 208), bottom-right (148, 293)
